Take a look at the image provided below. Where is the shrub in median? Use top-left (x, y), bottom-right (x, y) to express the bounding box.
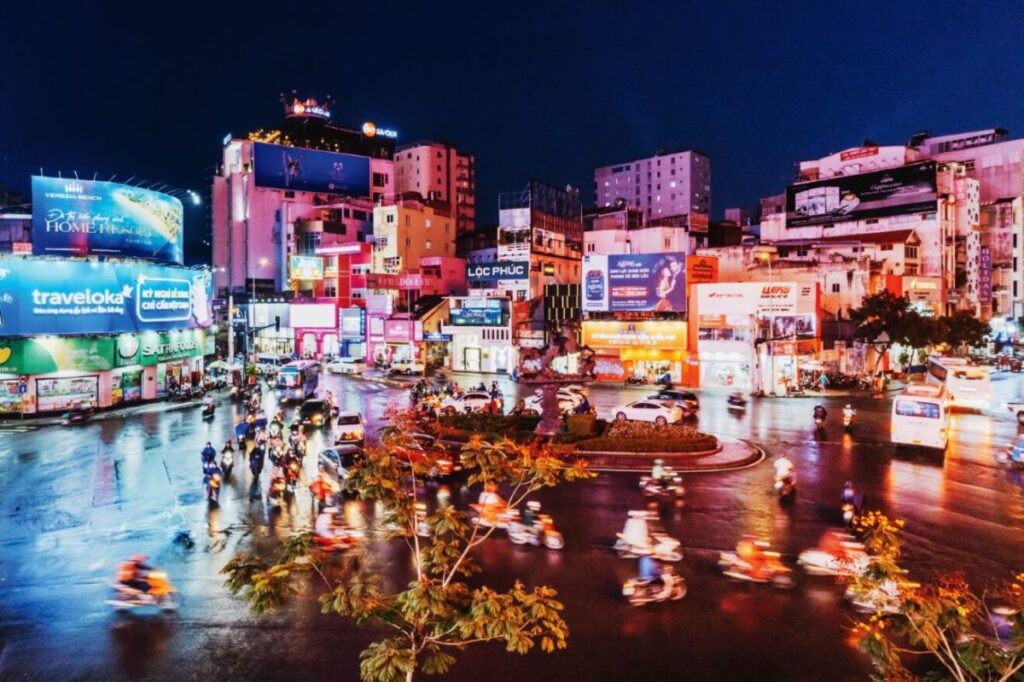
top-left (566, 413), bottom-right (598, 435)
top-left (439, 412), bottom-right (541, 440)
top-left (574, 435), bottom-right (718, 453)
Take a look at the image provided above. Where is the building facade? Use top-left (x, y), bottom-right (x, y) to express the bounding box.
top-left (594, 149), bottom-right (711, 226)
top-left (394, 141), bottom-right (476, 235)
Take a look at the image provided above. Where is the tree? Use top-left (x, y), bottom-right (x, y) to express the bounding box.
top-left (223, 409), bottom-right (594, 682)
top-left (850, 291), bottom-right (919, 372)
top-left (846, 512), bottom-right (1024, 681)
top-left (940, 312), bottom-right (991, 353)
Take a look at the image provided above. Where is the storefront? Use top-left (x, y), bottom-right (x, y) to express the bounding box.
top-left (339, 307), bottom-right (367, 360)
top-left (290, 302), bottom-right (338, 358)
top-left (581, 320), bottom-right (688, 383)
top-left (379, 319), bottom-right (423, 364)
top-left (692, 282), bottom-right (821, 393)
top-left (442, 297), bottom-right (514, 374)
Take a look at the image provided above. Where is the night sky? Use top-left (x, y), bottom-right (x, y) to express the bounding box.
top-left (3, 1), bottom-right (1023, 264)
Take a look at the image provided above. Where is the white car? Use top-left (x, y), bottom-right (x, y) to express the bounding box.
top-left (334, 411), bottom-right (365, 444)
top-left (441, 391), bottom-right (495, 414)
top-left (327, 358), bottom-right (366, 375)
top-left (524, 390), bottom-right (580, 415)
top-left (610, 400), bottom-right (683, 425)
top-left (389, 360), bottom-right (426, 375)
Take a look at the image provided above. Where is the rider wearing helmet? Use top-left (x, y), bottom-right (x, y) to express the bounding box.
top-left (118, 554), bottom-right (153, 592)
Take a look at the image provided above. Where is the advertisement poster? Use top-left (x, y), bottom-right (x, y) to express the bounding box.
top-left (115, 330), bottom-right (207, 367)
top-left (786, 161), bottom-right (937, 228)
top-left (31, 177), bottom-right (183, 263)
top-left (582, 253), bottom-right (687, 312)
top-left (582, 321), bottom-right (686, 349)
top-left (0, 259), bottom-right (212, 336)
top-left (253, 142), bottom-right (370, 197)
top-left (450, 308), bottom-right (503, 326)
top-left (290, 255), bottom-right (324, 281)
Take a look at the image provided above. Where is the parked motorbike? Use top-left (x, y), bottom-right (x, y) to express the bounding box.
top-left (108, 571), bottom-right (181, 611)
top-left (622, 572), bottom-right (687, 606)
top-left (61, 404), bottom-right (95, 426)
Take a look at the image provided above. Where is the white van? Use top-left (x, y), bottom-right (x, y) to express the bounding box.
top-left (891, 383), bottom-right (950, 451)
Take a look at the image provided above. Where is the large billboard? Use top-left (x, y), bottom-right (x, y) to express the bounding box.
top-left (582, 252), bottom-right (687, 312)
top-left (253, 142), bottom-right (370, 197)
top-left (786, 161), bottom-right (937, 228)
top-left (450, 308), bottom-right (503, 326)
top-left (31, 177), bottom-right (184, 263)
top-left (0, 259), bottom-right (212, 336)
top-left (466, 261), bottom-right (529, 284)
top-left (290, 255), bottom-right (324, 281)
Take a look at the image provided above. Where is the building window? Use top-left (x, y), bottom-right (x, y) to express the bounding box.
top-left (905, 246), bottom-right (918, 259)
top-left (880, 243), bottom-right (893, 251)
top-left (425, 240), bottom-right (433, 250)
top-left (386, 213), bottom-right (395, 224)
top-left (516, 290), bottom-right (527, 301)
top-left (664, 238), bottom-right (670, 248)
top-left (831, 283), bottom-right (840, 293)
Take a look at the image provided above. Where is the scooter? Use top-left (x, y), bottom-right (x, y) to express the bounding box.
top-left (798, 535), bottom-right (869, 577)
top-left (614, 512), bottom-right (684, 561)
top-left (639, 472), bottom-right (685, 500)
top-left (201, 401), bottom-right (215, 420)
top-left (508, 514), bottom-right (565, 550)
top-left (284, 458), bottom-right (302, 492)
top-left (718, 546), bottom-right (794, 588)
top-left (841, 501), bottom-right (856, 526)
top-left (268, 475), bottom-right (287, 507)
top-left (845, 578), bottom-right (913, 614)
top-left (205, 470), bottom-right (222, 504)
top-left (108, 571), bottom-right (181, 611)
top-left (843, 412), bottom-right (855, 433)
top-left (61, 405), bottom-right (95, 426)
top-left (726, 396), bottom-right (748, 413)
top-left (623, 572), bottom-right (687, 606)
top-left (774, 473), bottom-right (797, 499)
top-left (220, 450), bottom-right (234, 479)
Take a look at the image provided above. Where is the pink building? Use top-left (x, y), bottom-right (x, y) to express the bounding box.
top-left (594, 149), bottom-right (710, 225)
top-left (393, 141), bottom-right (476, 235)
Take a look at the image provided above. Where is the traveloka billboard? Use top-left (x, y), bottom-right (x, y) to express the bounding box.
top-left (31, 177), bottom-right (184, 263)
top-left (0, 259), bottom-right (212, 336)
top-left (582, 252), bottom-right (687, 312)
top-left (253, 142), bottom-right (371, 197)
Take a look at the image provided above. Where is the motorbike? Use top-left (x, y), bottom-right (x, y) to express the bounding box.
top-left (61, 405), bottom-right (95, 425)
top-left (625, 375), bottom-right (648, 386)
top-left (845, 578), bottom-right (913, 614)
top-left (726, 395), bottom-right (748, 413)
top-left (774, 473), bottom-right (797, 499)
top-left (268, 475), bottom-right (287, 507)
top-left (205, 470), bottom-right (222, 504)
top-left (108, 571), bottom-right (181, 611)
top-left (798, 533), bottom-right (869, 577)
top-left (843, 411), bottom-right (855, 433)
top-left (622, 573), bottom-right (687, 606)
top-left (508, 514), bottom-right (565, 550)
top-left (639, 471), bottom-right (685, 500)
top-left (201, 401), bottom-right (215, 420)
top-left (842, 501), bottom-right (856, 526)
top-left (614, 511), bottom-right (683, 561)
top-left (814, 415), bottom-right (825, 430)
top-left (718, 544), bottom-right (794, 588)
top-left (220, 450), bottom-right (234, 479)
top-left (284, 458), bottom-right (302, 491)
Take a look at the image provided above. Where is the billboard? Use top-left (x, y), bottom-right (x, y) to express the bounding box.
top-left (0, 330), bottom-right (208, 374)
top-left (289, 303), bottom-right (336, 329)
top-left (582, 252), bottom-right (687, 312)
top-left (290, 255), bottom-right (324, 281)
top-left (695, 282), bottom-right (804, 316)
top-left (466, 261), bottom-right (529, 283)
top-left (253, 142), bottom-right (370, 197)
top-left (31, 176), bottom-right (184, 263)
top-left (0, 259), bottom-right (211, 337)
top-left (786, 161), bottom-right (937, 228)
top-left (450, 308), bottom-right (503, 326)
top-left (582, 320), bottom-right (686, 349)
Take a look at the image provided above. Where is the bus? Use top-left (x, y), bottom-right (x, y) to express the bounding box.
top-left (891, 382), bottom-right (950, 451)
top-left (926, 356), bottom-right (992, 409)
top-left (275, 360), bottom-right (320, 402)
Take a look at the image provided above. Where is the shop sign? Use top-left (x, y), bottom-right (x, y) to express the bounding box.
top-left (0, 258), bottom-right (212, 337)
top-left (424, 332), bottom-right (452, 342)
top-left (583, 252), bottom-right (687, 313)
top-left (466, 261), bottom-right (529, 283)
top-left (686, 256), bottom-right (719, 285)
top-left (31, 176), bottom-right (184, 264)
top-left (115, 330), bottom-right (205, 366)
top-left (289, 255), bottom-right (324, 281)
top-left (12, 242), bottom-right (32, 254)
top-left (366, 272), bottom-right (424, 290)
top-left (581, 321), bottom-right (686, 349)
top-left (450, 308), bottom-right (503, 326)
top-left (384, 319), bottom-right (421, 342)
top-left (979, 246), bottom-right (992, 303)
top-left (696, 282), bottom-right (803, 316)
top-left (839, 146), bottom-right (879, 161)
top-left (0, 337), bottom-right (116, 374)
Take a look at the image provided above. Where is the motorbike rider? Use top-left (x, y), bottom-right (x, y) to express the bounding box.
top-left (728, 390), bottom-right (746, 405)
top-left (842, 403), bottom-right (856, 422)
top-left (309, 467), bottom-right (341, 513)
top-left (735, 535), bottom-right (768, 579)
top-left (575, 395), bottom-right (592, 415)
top-left (249, 444), bottom-right (265, 478)
top-left (650, 458), bottom-right (666, 482)
top-left (202, 394), bottom-right (214, 412)
top-left (813, 404), bottom-right (828, 423)
top-left (118, 554), bottom-right (153, 592)
top-left (638, 554), bottom-right (662, 583)
top-left (201, 442), bottom-right (217, 470)
top-left (841, 481), bottom-right (864, 514)
top-left (204, 462), bottom-right (223, 495)
top-left (774, 454), bottom-right (795, 481)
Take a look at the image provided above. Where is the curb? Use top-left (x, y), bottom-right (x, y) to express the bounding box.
top-left (588, 441), bottom-right (767, 474)
top-left (0, 394), bottom-right (213, 427)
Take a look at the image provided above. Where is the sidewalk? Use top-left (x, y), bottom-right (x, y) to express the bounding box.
top-left (0, 395), bottom-right (208, 427)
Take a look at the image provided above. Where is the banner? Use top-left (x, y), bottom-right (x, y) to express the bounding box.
top-left (0, 259), bottom-right (212, 337)
top-left (450, 308), bottom-right (503, 326)
top-left (290, 255), bottom-right (324, 281)
top-left (466, 261), bottom-right (529, 283)
top-left (31, 176), bottom-right (183, 263)
top-left (582, 321), bottom-right (686, 349)
top-left (583, 252), bottom-right (687, 312)
top-left (0, 337), bottom-right (116, 374)
top-left (253, 142), bottom-right (370, 197)
top-left (786, 161), bottom-right (937, 228)
top-left (115, 329), bottom-right (207, 367)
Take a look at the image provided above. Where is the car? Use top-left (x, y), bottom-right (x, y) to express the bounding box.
top-left (334, 411), bottom-right (365, 444)
top-left (440, 391), bottom-right (495, 415)
top-left (299, 398), bottom-right (332, 428)
top-left (407, 432), bottom-right (460, 476)
top-left (318, 444), bottom-right (363, 484)
top-left (524, 390), bottom-right (579, 415)
top-left (389, 359), bottom-right (426, 375)
top-left (327, 358), bottom-right (367, 375)
top-left (650, 389), bottom-right (700, 415)
top-left (609, 400), bottom-right (683, 425)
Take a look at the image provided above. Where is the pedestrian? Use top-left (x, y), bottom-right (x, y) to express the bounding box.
top-left (819, 373), bottom-right (829, 391)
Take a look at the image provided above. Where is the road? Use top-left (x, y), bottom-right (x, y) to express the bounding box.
top-left (2, 370), bottom-right (1023, 681)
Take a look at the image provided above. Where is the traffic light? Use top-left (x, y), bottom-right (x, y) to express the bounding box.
top-left (274, 316), bottom-right (280, 332)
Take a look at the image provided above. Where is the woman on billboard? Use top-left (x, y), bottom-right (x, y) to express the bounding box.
top-left (653, 259), bottom-right (683, 312)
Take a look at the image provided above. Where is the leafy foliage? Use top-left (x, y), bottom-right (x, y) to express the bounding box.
top-left (223, 408), bottom-right (593, 682)
top-left (846, 512), bottom-right (1024, 682)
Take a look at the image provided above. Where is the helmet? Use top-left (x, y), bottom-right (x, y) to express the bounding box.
top-left (654, 458), bottom-right (664, 465)
top-left (845, 404), bottom-right (852, 409)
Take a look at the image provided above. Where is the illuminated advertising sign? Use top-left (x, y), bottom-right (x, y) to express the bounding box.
top-left (384, 319), bottom-right (422, 342)
top-left (289, 303), bottom-right (336, 329)
top-left (786, 161), bottom-right (937, 228)
top-left (31, 176), bottom-right (184, 263)
top-left (695, 282), bottom-right (803, 316)
top-left (290, 255), bottom-right (324, 281)
top-left (253, 142), bottom-right (370, 197)
top-left (980, 245), bottom-right (992, 303)
top-left (582, 252), bottom-right (687, 312)
top-left (361, 122), bottom-right (398, 139)
top-left (466, 261), bottom-right (529, 283)
top-left (114, 329), bottom-right (207, 366)
top-left (366, 273), bottom-right (424, 290)
top-left (339, 308), bottom-right (365, 338)
top-left (582, 321), bottom-right (686, 349)
top-left (450, 308), bottom-right (503, 326)
top-left (0, 259), bottom-right (212, 336)
top-left (686, 256), bottom-right (719, 286)
top-left (0, 337), bottom-right (116, 374)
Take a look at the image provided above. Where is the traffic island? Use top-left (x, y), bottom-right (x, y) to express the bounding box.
top-left (573, 433), bottom-right (763, 473)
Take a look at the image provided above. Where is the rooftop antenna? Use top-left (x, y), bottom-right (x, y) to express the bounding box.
top-left (74, 170), bottom-right (79, 179)
top-left (125, 176), bottom-right (135, 184)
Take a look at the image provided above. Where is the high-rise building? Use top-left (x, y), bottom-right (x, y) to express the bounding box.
top-left (594, 149), bottom-right (711, 224)
top-left (394, 141), bottom-right (476, 235)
